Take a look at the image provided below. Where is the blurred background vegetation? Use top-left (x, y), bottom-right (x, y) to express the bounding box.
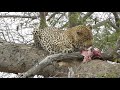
top-left (0, 12), bottom-right (120, 53)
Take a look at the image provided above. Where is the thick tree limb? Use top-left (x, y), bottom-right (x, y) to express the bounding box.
top-left (19, 51), bottom-right (115, 78)
top-left (0, 38), bottom-right (118, 78)
top-left (0, 41), bottom-right (49, 73)
top-left (19, 52), bottom-right (84, 78)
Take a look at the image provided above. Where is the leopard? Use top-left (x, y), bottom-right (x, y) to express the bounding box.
top-left (33, 25), bottom-right (93, 54)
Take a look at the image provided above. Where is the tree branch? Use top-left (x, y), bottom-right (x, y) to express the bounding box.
top-left (47, 12), bottom-right (60, 21)
top-left (92, 19), bottom-right (110, 29)
top-left (108, 21), bottom-right (120, 31)
top-left (0, 32), bottom-right (7, 41)
top-left (19, 52), bottom-right (84, 78)
top-left (19, 51), bottom-right (114, 78)
top-left (92, 18), bottom-right (120, 32)
top-left (53, 12), bottom-right (65, 26)
top-left (112, 12), bottom-right (120, 27)
top-left (0, 41), bottom-right (116, 78)
top-left (0, 15), bottom-right (38, 19)
top-left (82, 12), bottom-right (94, 22)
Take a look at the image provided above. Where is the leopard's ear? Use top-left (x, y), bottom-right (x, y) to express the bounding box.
top-left (87, 24), bottom-right (92, 30)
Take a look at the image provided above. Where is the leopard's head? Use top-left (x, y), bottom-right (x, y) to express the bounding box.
top-left (69, 24), bottom-right (93, 49)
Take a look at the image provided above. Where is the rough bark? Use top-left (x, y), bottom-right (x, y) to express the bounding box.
top-left (39, 12), bottom-right (47, 29)
top-left (19, 52), bottom-right (84, 78)
top-left (0, 38), bottom-right (118, 78)
top-left (0, 41), bottom-right (49, 73)
top-left (0, 39), bottom-right (84, 73)
top-left (68, 12), bottom-right (80, 28)
top-left (18, 52), bottom-right (114, 78)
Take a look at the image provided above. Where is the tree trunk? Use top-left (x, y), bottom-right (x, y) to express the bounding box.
top-left (39, 12), bottom-right (47, 29)
top-left (68, 12), bottom-right (80, 28)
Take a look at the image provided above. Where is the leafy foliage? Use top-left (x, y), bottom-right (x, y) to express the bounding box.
top-left (0, 12), bottom-right (120, 53)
